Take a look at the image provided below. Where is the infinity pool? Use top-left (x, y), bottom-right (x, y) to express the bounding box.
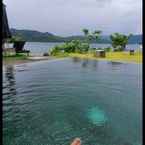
top-left (3, 58), bottom-right (142, 145)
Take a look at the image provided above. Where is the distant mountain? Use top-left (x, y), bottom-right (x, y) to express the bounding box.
top-left (128, 35), bottom-right (142, 44)
top-left (11, 28), bottom-right (63, 42)
top-left (10, 28), bottom-right (142, 44)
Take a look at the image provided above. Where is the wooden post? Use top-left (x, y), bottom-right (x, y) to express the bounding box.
top-left (130, 50), bottom-right (134, 55)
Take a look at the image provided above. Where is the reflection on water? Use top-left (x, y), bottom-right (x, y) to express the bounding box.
top-left (4, 65), bottom-right (16, 96)
top-left (92, 60), bottom-right (99, 69)
top-left (3, 59), bottom-right (142, 145)
top-left (72, 58), bottom-right (99, 69)
top-left (82, 59), bottom-right (89, 68)
top-left (108, 61), bottom-right (124, 65)
top-left (72, 57), bottom-right (81, 63)
top-left (107, 61), bottom-right (126, 71)
top-left (3, 65), bottom-right (20, 143)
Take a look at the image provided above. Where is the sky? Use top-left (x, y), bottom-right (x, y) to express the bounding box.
top-left (4, 0), bottom-right (142, 36)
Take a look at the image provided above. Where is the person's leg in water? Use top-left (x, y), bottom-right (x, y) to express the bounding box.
top-left (71, 138), bottom-right (81, 145)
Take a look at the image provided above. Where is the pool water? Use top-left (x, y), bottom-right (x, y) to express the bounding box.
top-left (3, 58), bottom-right (142, 145)
top-left (87, 106), bottom-right (108, 126)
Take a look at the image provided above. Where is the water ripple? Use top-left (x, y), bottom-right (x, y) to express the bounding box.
top-left (3, 60), bottom-right (142, 145)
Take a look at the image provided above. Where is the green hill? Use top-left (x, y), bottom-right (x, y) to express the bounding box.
top-left (11, 28), bottom-right (142, 44)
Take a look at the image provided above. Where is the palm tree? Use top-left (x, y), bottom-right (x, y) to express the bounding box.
top-left (93, 30), bottom-right (102, 40)
top-left (82, 29), bottom-right (90, 48)
top-left (82, 29), bottom-right (89, 37)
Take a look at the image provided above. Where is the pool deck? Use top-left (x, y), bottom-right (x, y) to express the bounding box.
top-left (3, 56), bottom-right (56, 65)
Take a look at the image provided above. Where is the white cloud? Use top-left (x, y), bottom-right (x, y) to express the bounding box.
top-left (4, 0), bottom-right (142, 36)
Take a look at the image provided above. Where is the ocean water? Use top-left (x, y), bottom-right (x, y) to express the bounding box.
top-left (22, 42), bottom-right (141, 55)
top-left (3, 58), bottom-right (142, 145)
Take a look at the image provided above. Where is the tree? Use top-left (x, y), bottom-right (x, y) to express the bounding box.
top-left (82, 29), bottom-right (102, 42)
top-left (92, 30), bottom-right (102, 42)
top-left (110, 33), bottom-right (132, 51)
top-left (82, 28), bottom-right (89, 37)
top-left (82, 28), bottom-right (90, 43)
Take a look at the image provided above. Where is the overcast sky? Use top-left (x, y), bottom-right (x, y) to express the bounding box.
top-left (4, 0), bottom-right (142, 36)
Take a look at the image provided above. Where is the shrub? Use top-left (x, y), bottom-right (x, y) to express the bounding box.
top-left (96, 48), bottom-right (103, 50)
top-left (7, 36), bottom-right (24, 43)
top-left (51, 40), bottom-right (90, 55)
top-left (77, 43), bottom-right (89, 53)
top-left (113, 46), bottom-right (123, 51)
top-left (104, 47), bottom-right (112, 52)
top-left (110, 33), bottom-right (132, 51)
top-left (50, 45), bottom-right (62, 55)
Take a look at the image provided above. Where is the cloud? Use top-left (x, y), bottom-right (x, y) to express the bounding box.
top-left (4, 0), bottom-right (142, 36)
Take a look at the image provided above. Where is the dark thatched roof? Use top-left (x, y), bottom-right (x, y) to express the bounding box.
top-left (2, 3), bottom-right (11, 39)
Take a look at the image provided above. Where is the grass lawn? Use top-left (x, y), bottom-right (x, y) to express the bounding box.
top-left (68, 51), bottom-right (142, 63)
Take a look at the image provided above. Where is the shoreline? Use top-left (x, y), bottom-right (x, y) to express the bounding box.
top-left (68, 52), bottom-right (142, 64)
top-left (3, 56), bottom-right (57, 66)
top-left (3, 56), bottom-right (142, 66)
top-left (3, 51), bottom-right (142, 65)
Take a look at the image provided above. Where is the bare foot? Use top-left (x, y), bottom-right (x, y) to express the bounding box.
top-left (71, 138), bottom-right (81, 145)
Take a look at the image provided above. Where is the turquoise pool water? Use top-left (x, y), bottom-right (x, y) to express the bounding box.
top-left (3, 58), bottom-right (142, 145)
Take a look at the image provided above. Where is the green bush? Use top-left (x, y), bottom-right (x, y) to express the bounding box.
top-left (51, 40), bottom-right (89, 55)
top-left (104, 47), bottom-right (112, 52)
top-left (7, 36), bottom-right (24, 43)
top-left (78, 43), bottom-right (89, 53)
top-left (96, 48), bottom-right (103, 50)
top-left (113, 46), bottom-right (123, 51)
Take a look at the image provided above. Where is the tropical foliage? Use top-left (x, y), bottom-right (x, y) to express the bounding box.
top-left (104, 47), bottom-right (112, 52)
top-left (92, 30), bottom-right (102, 41)
top-left (51, 40), bottom-right (89, 55)
top-left (110, 33), bottom-right (132, 51)
top-left (82, 29), bottom-right (102, 43)
top-left (7, 36), bottom-right (24, 43)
